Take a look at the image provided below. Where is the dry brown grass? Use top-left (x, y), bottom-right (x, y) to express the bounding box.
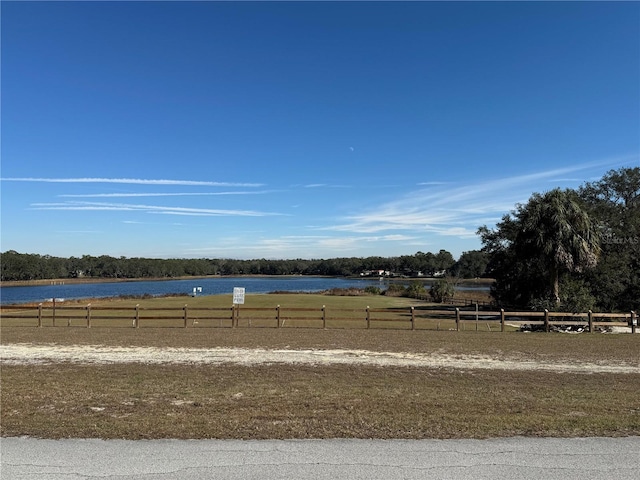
top-left (2, 326), bottom-right (638, 365)
top-left (2, 293), bottom-right (639, 440)
top-left (2, 363), bottom-right (638, 439)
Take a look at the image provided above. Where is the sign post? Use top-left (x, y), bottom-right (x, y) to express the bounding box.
top-left (232, 287), bottom-right (245, 327)
top-left (50, 298), bottom-right (64, 327)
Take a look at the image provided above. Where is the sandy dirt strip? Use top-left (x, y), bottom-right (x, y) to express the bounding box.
top-left (1, 343), bottom-right (639, 374)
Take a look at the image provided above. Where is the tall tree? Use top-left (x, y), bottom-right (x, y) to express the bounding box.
top-left (452, 250), bottom-right (489, 278)
top-left (578, 167), bottom-right (640, 311)
top-left (519, 189), bottom-right (600, 304)
top-left (479, 188), bottom-right (600, 308)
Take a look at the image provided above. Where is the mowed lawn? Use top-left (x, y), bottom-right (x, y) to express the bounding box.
top-left (1, 294), bottom-right (639, 439)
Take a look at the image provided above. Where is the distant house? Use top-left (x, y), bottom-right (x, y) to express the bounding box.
top-left (360, 269), bottom-right (391, 277)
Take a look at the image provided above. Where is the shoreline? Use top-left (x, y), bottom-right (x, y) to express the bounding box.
top-left (0, 275), bottom-right (221, 288)
top-left (0, 276), bottom-right (495, 288)
top-left (0, 274), bottom-right (335, 288)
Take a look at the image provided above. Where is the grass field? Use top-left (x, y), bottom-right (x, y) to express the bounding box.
top-left (1, 293), bottom-right (468, 330)
top-left (2, 294), bottom-right (639, 439)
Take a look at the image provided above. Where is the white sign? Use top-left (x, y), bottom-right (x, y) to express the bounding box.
top-left (233, 287), bottom-right (245, 305)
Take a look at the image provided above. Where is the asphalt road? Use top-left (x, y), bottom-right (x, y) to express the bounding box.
top-left (2, 436), bottom-right (639, 479)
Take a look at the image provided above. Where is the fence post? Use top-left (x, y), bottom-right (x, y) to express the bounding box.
top-left (135, 304), bottom-right (140, 329)
top-left (630, 311), bottom-right (636, 334)
top-left (366, 306), bottom-right (370, 329)
top-left (475, 302), bottom-right (479, 332)
top-left (322, 305), bottom-right (326, 329)
top-left (411, 306), bottom-right (415, 330)
top-left (276, 305), bottom-right (281, 328)
top-left (588, 310), bottom-right (593, 333)
top-left (500, 308), bottom-right (505, 332)
top-left (38, 303), bottom-right (43, 328)
top-left (86, 304), bottom-right (91, 328)
top-left (544, 309), bottom-right (550, 332)
top-left (455, 308), bottom-right (460, 331)
top-left (183, 305), bottom-right (188, 328)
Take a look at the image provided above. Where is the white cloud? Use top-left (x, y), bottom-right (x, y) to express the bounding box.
top-left (5, 155), bottom-right (634, 260)
top-left (323, 158), bottom-right (635, 238)
top-left (2, 177), bottom-right (263, 187)
top-left (30, 201), bottom-right (284, 217)
top-left (303, 183), bottom-right (350, 189)
top-left (181, 232), bottom-right (421, 259)
top-left (59, 190), bottom-right (277, 198)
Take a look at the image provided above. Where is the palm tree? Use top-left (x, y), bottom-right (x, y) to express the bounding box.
top-left (515, 188), bottom-right (600, 306)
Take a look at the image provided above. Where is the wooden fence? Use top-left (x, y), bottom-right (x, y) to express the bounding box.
top-left (0, 303), bottom-right (637, 333)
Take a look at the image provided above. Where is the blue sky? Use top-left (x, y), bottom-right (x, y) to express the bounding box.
top-left (1, 1), bottom-right (638, 261)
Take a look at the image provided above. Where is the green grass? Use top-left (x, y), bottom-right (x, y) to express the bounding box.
top-left (1, 293), bottom-right (449, 329)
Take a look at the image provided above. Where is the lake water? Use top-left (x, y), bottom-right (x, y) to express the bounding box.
top-left (0, 276), bottom-right (489, 305)
top-left (1, 277), bottom-right (387, 305)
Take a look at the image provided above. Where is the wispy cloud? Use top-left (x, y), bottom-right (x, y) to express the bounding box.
top-left (2, 177), bottom-right (263, 187)
top-left (30, 201), bottom-right (284, 217)
top-left (302, 183), bottom-right (351, 189)
top-left (184, 233), bottom-right (420, 258)
top-left (59, 190), bottom-right (277, 198)
top-left (547, 178), bottom-right (582, 183)
top-left (324, 158), bottom-right (634, 238)
top-left (316, 234), bottom-right (417, 249)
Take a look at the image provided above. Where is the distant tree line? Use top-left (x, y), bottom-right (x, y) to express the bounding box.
top-left (479, 167), bottom-right (639, 312)
top-left (0, 249), bottom-right (489, 282)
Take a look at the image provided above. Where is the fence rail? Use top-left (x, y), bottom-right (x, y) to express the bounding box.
top-left (0, 303), bottom-right (637, 333)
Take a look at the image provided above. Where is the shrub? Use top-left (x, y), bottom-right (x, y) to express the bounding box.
top-left (384, 284), bottom-right (407, 297)
top-left (321, 288), bottom-right (366, 296)
top-left (430, 279), bottom-right (454, 303)
top-left (529, 277), bottom-right (596, 313)
top-left (405, 281), bottom-right (426, 298)
top-left (364, 286), bottom-right (382, 295)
